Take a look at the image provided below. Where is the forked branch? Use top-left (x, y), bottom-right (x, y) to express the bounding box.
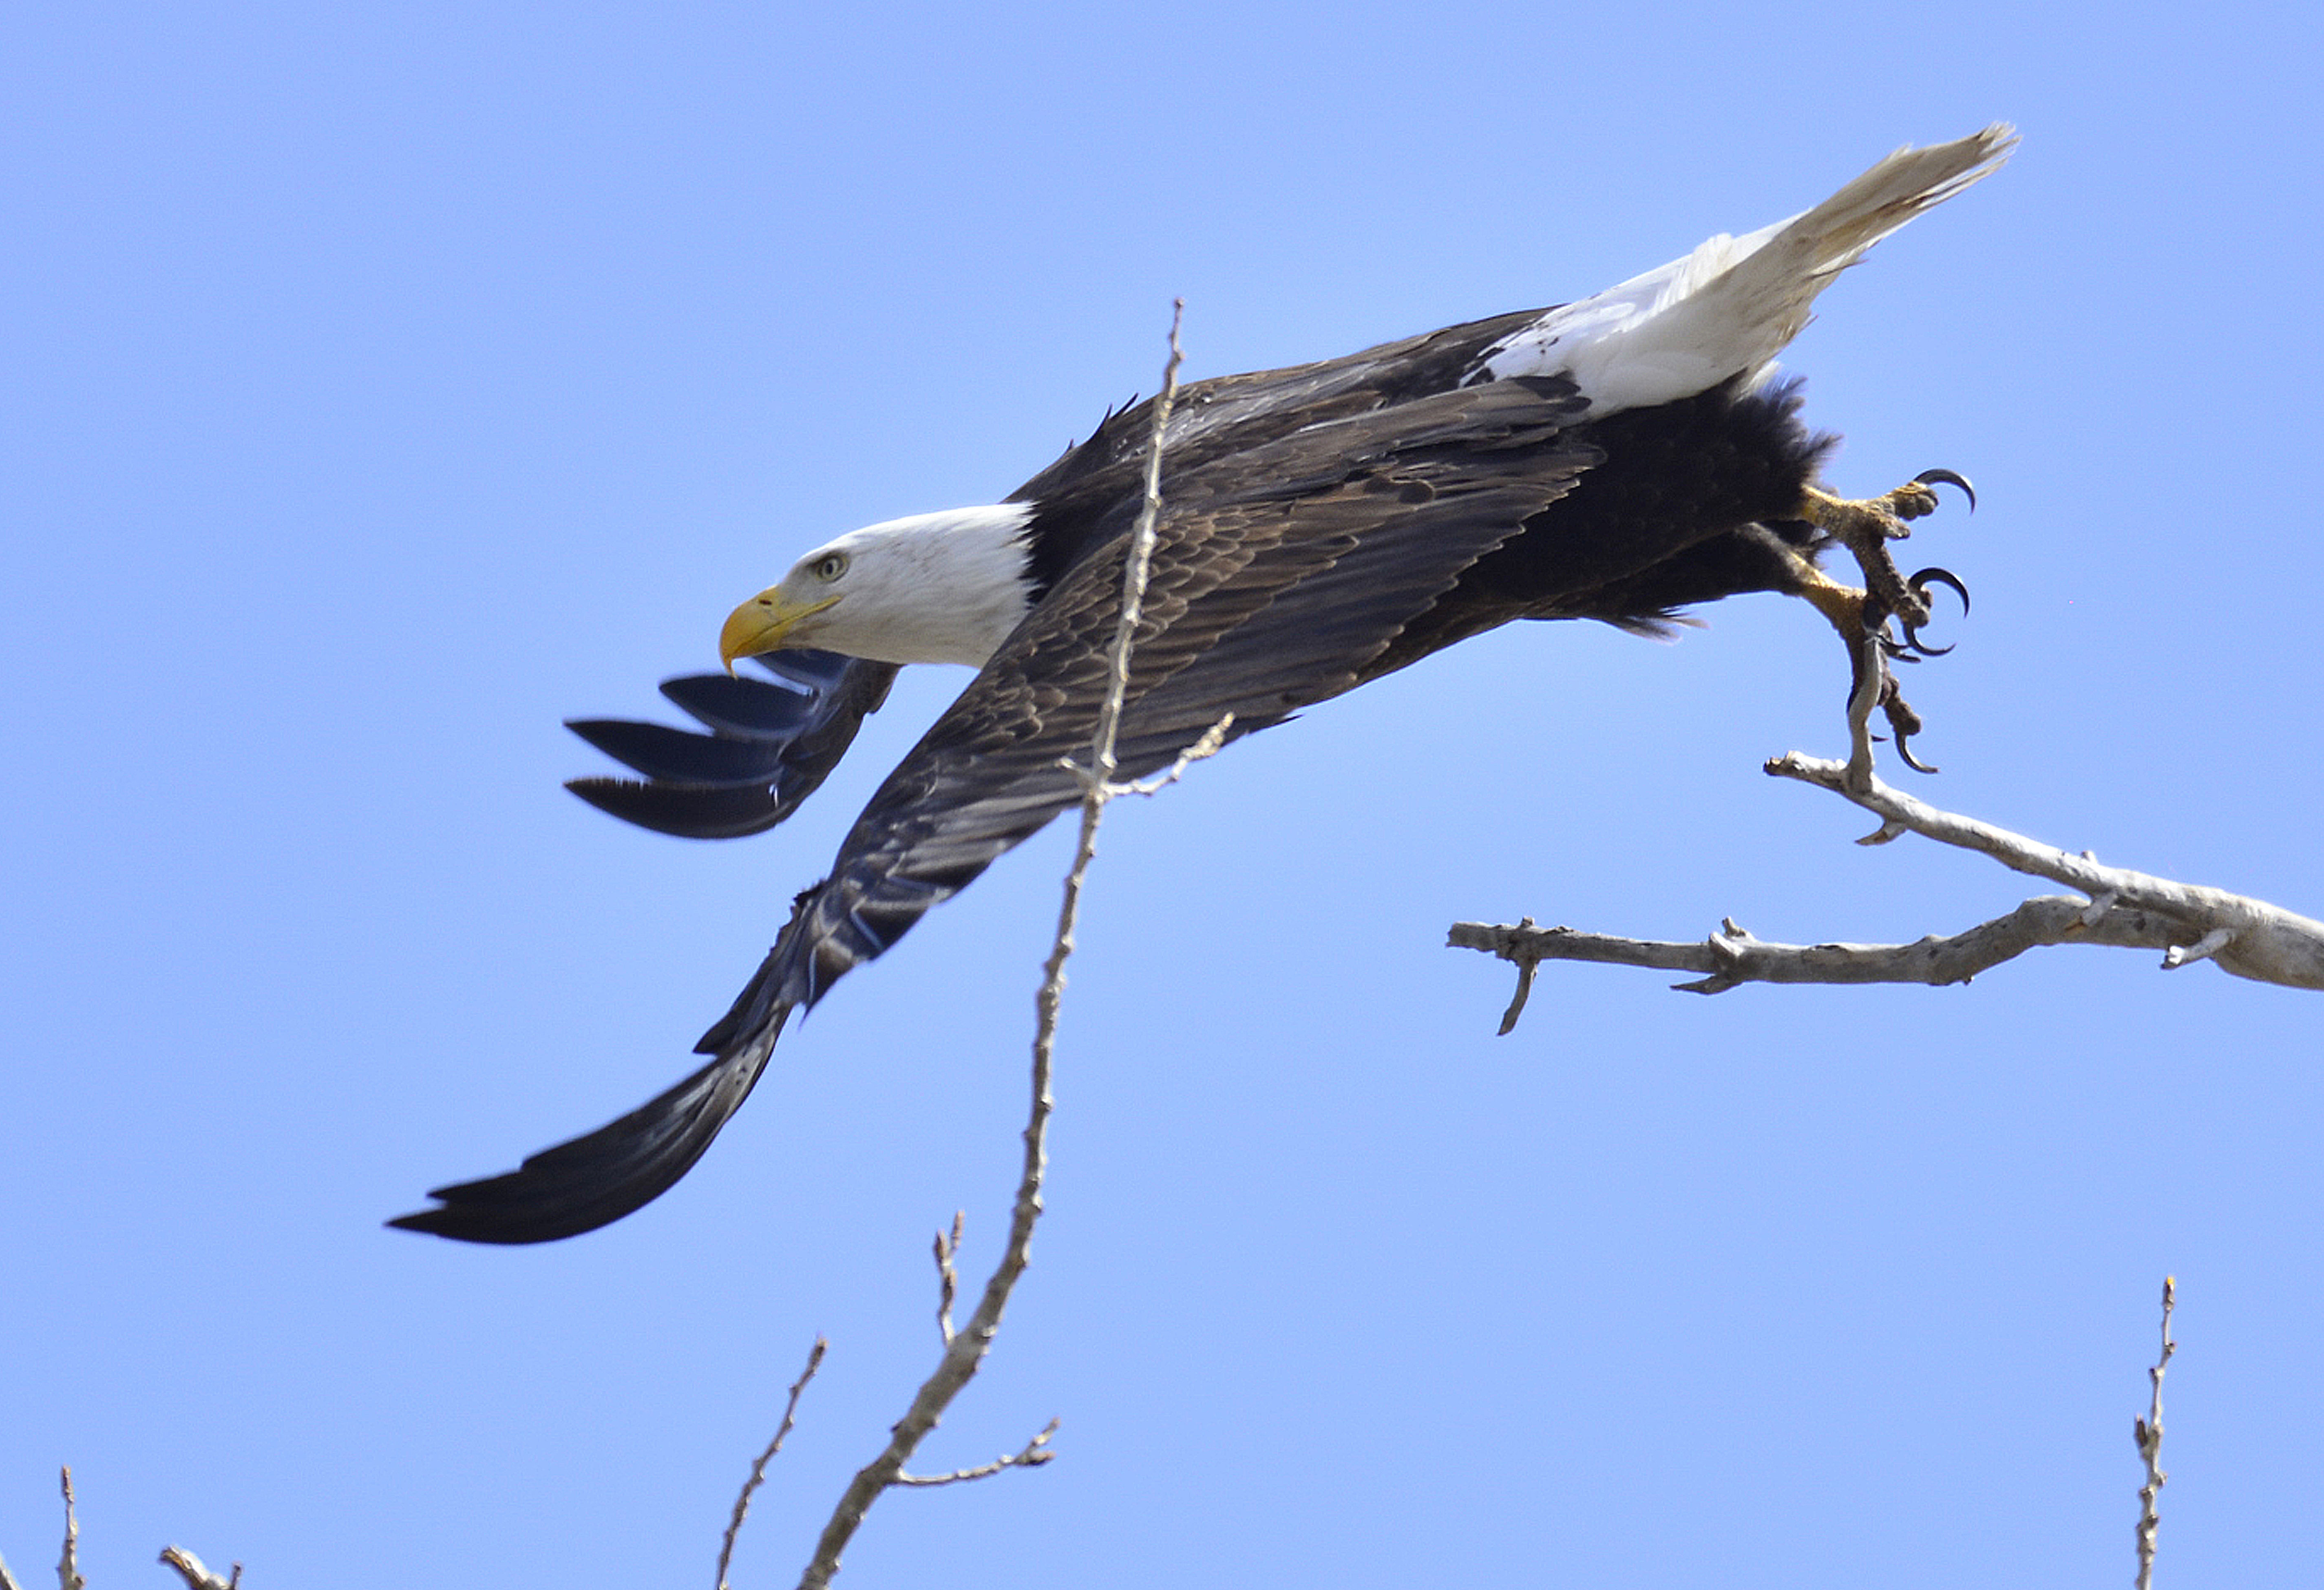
top-left (1455, 628), bottom-right (2324, 1027)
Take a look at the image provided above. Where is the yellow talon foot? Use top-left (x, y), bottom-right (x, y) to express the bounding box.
top-left (1789, 468), bottom-right (1977, 775)
top-left (1800, 468), bottom-right (1975, 637)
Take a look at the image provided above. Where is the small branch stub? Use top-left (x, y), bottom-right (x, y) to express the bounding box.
top-left (894, 1419), bottom-right (1060, 1487)
top-left (934, 1211), bottom-right (964, 1346)
top-left (158, 1546), bottom-right (241, 1590)
top-left (2162, 926), bottom-right (2236, 971)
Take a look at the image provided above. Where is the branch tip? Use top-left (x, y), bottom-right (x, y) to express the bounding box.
top-left (934, 1211), bottom-right (964, 1345)
top-left (1495, 956), bottom-right (1539, 1035)
top-left (2161, 926), bottom-right (2236, 970)
top-left (159, 1547), bottom-right (236, 1590)
top-left (718, 1335), bottom-right (828, 1590)
top-left (894, 1418), bottom-right (1061, 1487)
top-left (58, 1467), bottom-right (82, 1590)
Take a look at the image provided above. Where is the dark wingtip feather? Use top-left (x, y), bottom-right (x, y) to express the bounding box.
top-left (657, 674), bottom-right (817, 738)
top-left (565, 718), bottom-right (792, 785)
top-left (565, 653), bottom-right (902, 840)
top-left (388, 1032), bottom-right (785, 1244)
top-left (564, 777), bottom-right (790, 839)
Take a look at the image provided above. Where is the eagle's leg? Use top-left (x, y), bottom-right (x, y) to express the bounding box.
top-left (1788, 470), bottom-right (1975, 773)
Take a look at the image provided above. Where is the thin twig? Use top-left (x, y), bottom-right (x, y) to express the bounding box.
top-left (793, 303), bottom-right (1188, 1590)
top-left (1112, 714), bottom-right (1235, 796)
top-left (934, 1211), bottom-right (964, 1346)
top-left (2134, 1277), bottom-right (2176, 1590)
top-left (719, 1337), bottom-right (829, 1590)
top-left (894, 1419), bottom-right (1060, 1487)
top-left (57, 1469), bottom-right (82, 1590)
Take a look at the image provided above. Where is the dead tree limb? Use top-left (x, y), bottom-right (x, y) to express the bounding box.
top-left (1454, 626), bottom-right (2324, 1028)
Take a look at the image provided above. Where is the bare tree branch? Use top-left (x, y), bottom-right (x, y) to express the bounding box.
top-left (718, 1336), bottom-right (828, 1590)
top-left (1451, 891), bottom-right (2267, 1026)
top-left (2134, 1276), bottom-right (2176, 1590)
top-left (792, 303), bottom-right (1193, 1590)
top-left (1454, 625), bottom-right (2324, 1024)
top-left (1763, 752), bottom-right (2324, 988)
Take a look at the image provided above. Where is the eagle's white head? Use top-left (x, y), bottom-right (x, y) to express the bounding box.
top-left (719, 504), bottom-right (1038, 671)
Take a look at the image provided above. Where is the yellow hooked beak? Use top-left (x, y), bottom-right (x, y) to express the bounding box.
top-left (719, 587), bottom-right (839, 675)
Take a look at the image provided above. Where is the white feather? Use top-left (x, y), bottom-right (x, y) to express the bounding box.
top-left (1475, 126), bottom-right (2015, 413)
top-left (779, 505), bottom-right (1036, 667)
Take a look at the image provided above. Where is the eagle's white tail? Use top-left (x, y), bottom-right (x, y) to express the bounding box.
top-left (1476, 126), bottom-right (2016, 415)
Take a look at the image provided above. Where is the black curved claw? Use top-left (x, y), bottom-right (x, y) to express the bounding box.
top-left (1911, 468), bottom-right (1977, 512)
top-left (1898, 565), bottom-right (1971, 657)
top-left (1885, 696), bottom-right (1940, 773)
top-left (1880, 687), bottom-right (1940, 775)
top-left (1876, 628), bottom-right (1922, 665)
top-left (1911, 566), bottom-right (1971, 615)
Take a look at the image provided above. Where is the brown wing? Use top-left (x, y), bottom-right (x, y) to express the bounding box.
top-left (390, 376), bottom-right (1597, 1243)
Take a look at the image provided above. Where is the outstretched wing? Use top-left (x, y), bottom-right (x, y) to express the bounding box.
top-left (558, 307), bottom-right (1562, 847)
top-left (391, 377), bottom-right (1598, 1242)
top-left (563, 649), bottom-right (900, 839)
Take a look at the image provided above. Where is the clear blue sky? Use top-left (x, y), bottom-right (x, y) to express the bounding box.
top-left (7, 3), bottom-right (2322, 1585)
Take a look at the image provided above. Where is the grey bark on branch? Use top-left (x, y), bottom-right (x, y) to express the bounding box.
top-left (1452, 628), bottom-right (2324, 1031)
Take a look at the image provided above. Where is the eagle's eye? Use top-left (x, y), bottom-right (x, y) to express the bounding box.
top-left (812, 552), bottom-right (848, 583)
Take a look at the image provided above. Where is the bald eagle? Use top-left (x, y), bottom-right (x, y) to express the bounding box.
top-left (394, 127), bottom-right (2012, 1243)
